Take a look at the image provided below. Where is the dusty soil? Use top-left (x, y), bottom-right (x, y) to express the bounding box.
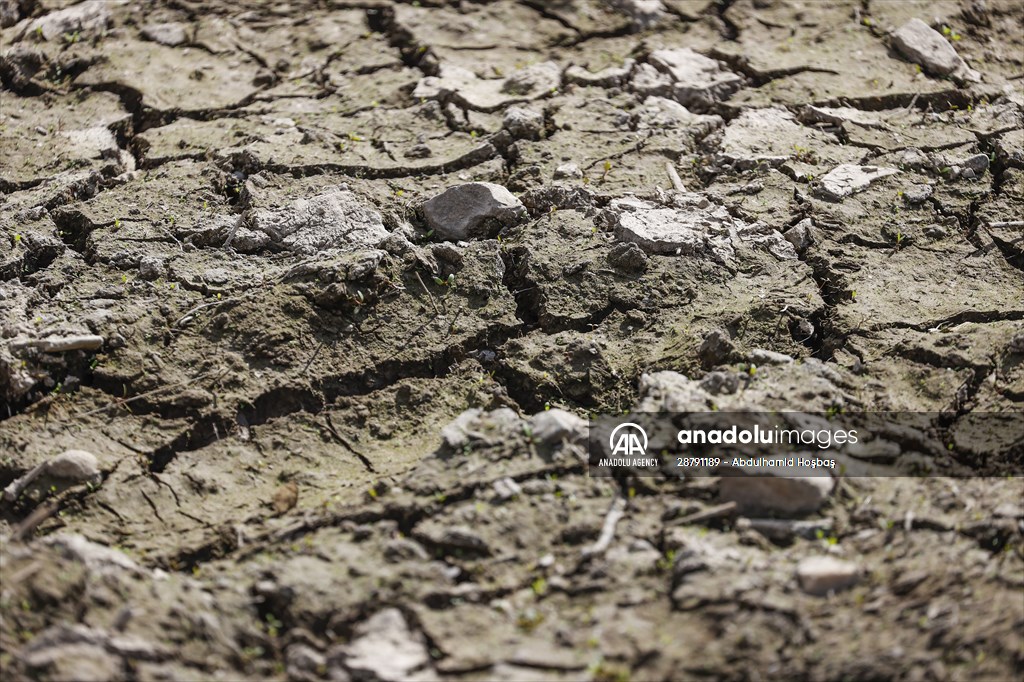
top-left (1, 0), bottom-right (1022, 680)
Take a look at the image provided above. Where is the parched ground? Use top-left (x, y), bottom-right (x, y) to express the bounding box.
top-left (1, 0), bottom-right (1022, 680)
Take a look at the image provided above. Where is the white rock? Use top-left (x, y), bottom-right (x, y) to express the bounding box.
top-left (891, 19), bottom-right (977, 81)
top-left (748, 349), bottom-right (794, 365)
top-left (141, 22), bottom-right (188, 47)
top-left (3, 449), bottom-right (102, 502)
top-left (46, 449), bottom-right (101, 479)
top-left (24, 0), bottom-right (113, 41)
top-left (422, 182), bottom-right (526, 241)
top-left (648, 48), bottom-right (741, 108)
top-left (340, 609), bottom-right (431, 682)
top-left (529, 408), bottom-right (587, 445)
top-left (492, 477), bottom-right (522, 501)
top-left (817, 164), bottom-right (899, 200)
top-left (796, 556), bottom-right (861, 595)
top-left (245, 188), bottom-right (388, 255)
top-left (719, 470), bottom-right (834, 516)
top-left (553, 163), bottom-right (582, 179)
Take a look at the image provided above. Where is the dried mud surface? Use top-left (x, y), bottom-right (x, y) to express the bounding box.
top-left (1, 1), bottom-right (1023, 680)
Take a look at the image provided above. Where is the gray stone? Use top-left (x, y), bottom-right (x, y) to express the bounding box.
top-left (4, 450), bottom-right (102, 501)
top-left (891, 19), bottom-right (974, 80)
top-left (648, 48), bottom-right (741, 109)
top-left (784, 218), bottom-right (814, 251)
top-left (817, 164), bottom-right (899, 200)
top-left (422, 183), bottom-right (526, 241)
top-left (138, 256), bottom-right (165, 281)
top-left (960, 153), bottom-right (989, 175)
top-left (796, 555), bottom-right (861, 595)
top-left (553, 163), bottom-right (582, 179)
top-left (502, 106), bottom-right (544, 140)
top-left (440, 407), bottom-right (523, 450)
top-left (719, 469), bottom-right (834, 516)
top-left (244, 188), bottom-right (388, 255)
top-left (699, 330), bottom-right (734, 367)
top-left (141, 22), bottom-right (188, 47)
top-left (738, 517), bottom-right (834, 543)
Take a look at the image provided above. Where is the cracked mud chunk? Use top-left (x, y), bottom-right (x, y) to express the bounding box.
top-left (242, 187), bottom-right (389, 254)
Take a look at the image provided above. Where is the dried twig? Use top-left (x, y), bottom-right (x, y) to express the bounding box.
top-left (667, 501), bottom-right (737, 527)
top-left (581, 496), bottom-right (626, 560)
top-left (665, 162), bottom-right (686, 192)
top-left (414, 271), bottom-right (440, 316)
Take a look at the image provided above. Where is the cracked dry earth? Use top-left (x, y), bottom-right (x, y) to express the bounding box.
top-left (1, 0), bottom-right (1023, 680)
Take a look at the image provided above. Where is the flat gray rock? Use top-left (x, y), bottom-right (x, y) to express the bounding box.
top-left (422, 182), bottom-right (526, 241)
top-left (891, 19), bottom-right (978, 82)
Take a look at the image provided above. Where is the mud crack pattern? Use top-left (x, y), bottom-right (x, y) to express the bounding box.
top-left (1, 0), bottom-right (1023, 680)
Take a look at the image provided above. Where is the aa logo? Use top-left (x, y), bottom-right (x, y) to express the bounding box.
top-left (609, 423), bottom-right (648, 456)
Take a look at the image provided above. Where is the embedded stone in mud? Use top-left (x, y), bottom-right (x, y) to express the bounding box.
top-left (422, 182), bottom-right (526, 241)
top-left (816, 164), bottom-right (899, 201)
top-left (242, 188), bottom-right (388, 255)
